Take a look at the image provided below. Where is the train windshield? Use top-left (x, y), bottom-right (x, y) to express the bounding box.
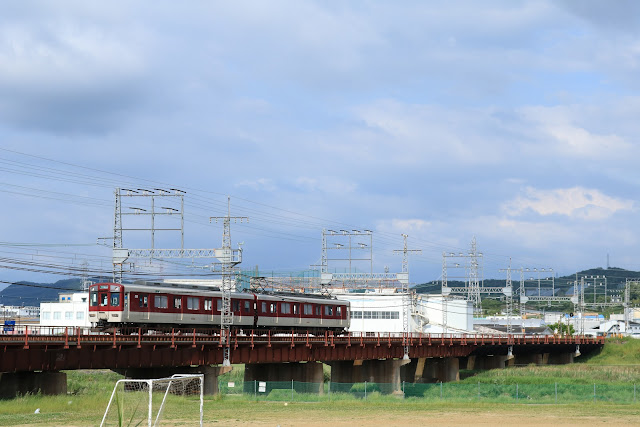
top-left (90, 290), bottom-right (98, 307)
top-left (110, 292), bottom-right (120, 307)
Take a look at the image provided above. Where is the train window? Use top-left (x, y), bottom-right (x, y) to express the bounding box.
top-left (139, 294), bottom-right (148, 308)
top-left (261, 302), bottom-right (267, 313)
top-left (303, 304), bottom-right (312, 315)
top-left (187, 297), bottom-right (199, 310)
top-left (324, 305), bottom-right (333, 316)
top-left (90, 291), bottom-right (98, 307)
top-left (204, 299), bottom-right (212, 311)
top-left (336, 306), bottom-right (342, 317)
top-left (100, 293), bottom-right (108, 307)
top-left (110, 292), bottom-right (121, 307)
top-left (269, 303), bottom-right (276, 314)
top-left (154, 295), bottom-right (168, 309)
top-left (315, 306), bottom-right (320, 316)
top-left (232, 301), bottom-right (240, 312)
top-left (243, 301), bottom-right (250, 314)
top-left (217, 299), bottom-right (222, 311)
top-left (281, 303), bottom-right (290, 314)
top-left (174, 297), bottom-right (182, 309)
top-left (293, 304), bottom-right (298, 315)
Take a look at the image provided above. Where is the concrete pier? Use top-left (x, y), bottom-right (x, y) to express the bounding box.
top-left (0, 371), bottom-right (67, 399)
top-left (329, 359), bottom-right (406, 393)
top-left (402, 357), bottom-right (459, 383)
top-left (244, 361), bottom-right (324, 394)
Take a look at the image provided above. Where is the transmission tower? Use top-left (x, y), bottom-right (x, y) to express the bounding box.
top-left (469, 236), bottom-right (481, 311)
top-left (210, 197), bottom-right (247, 366)
top-left (393, 234), bottom-right (421, 359)
top-left (499, 260), bottom-right (514, 333)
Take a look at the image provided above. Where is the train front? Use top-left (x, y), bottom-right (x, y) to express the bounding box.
top-left (88, 283), bottom-right (125, 329)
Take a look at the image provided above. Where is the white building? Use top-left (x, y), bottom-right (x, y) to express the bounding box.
top-left (334, 291), bottom-right (474, 335)
top-left (40, 292), bottom-right (91, 328)
top-left (0, 305), bottom-right (40, 320)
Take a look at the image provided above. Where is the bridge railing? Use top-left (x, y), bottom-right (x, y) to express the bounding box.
top-left (0, 326), bottom-right (604, 346)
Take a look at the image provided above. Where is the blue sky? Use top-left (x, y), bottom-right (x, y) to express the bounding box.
top-left (1, 1), bottom-right (639, 288)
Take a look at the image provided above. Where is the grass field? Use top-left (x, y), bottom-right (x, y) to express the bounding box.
top-left (1, 338), bottom-right (640, 426)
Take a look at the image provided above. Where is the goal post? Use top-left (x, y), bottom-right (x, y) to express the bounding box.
top-left (101, 374), bottom-right (204, 427)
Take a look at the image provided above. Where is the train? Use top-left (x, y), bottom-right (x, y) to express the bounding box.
top-left (88, 282), bottom-right (350, 334)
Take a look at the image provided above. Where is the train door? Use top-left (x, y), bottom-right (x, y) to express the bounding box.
top-left (97, 284), bottom-right (110, 322)
top-left (204, 298), bottom-right (213, 322)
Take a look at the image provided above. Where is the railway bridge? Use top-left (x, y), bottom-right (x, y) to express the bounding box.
top-left (0, 326), bottom-right (603, 398)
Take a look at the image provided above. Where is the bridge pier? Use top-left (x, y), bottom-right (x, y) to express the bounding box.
top-left (243, 362), bottom-right (324, 394)
top-left (514, 353), bottom-right (546, 365)
top-left (548, 352), bottom-right (574, 364)
top-left (402, 357), bottom-right (459, 383)
top-left (329, 359), bottom-right (404, 393)
top-left (116, 365), bottom-right (229, 395)
top-left (0, 371), bottom-right (67, 399)
top-left (473, 355), bottom-right (510, 370)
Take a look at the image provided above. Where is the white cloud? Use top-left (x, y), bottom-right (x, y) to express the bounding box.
top-left (503, 187), bottom-right (634, 220)
top-left (235, 178), bottom-right (276, 192)
top-left (518, 105), bottom-right (634, 159)
top-left (294, 176), bottom-right (358, 195)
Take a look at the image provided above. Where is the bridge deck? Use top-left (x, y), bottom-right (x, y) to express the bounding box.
top-left (0, 326), bottom-right (603, 372)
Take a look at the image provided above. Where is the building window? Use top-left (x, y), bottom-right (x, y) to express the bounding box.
top-left (76, 312), bottom-right (84, 320)
top-left (187, 297), bottom-right (199, 310)
top-left (352, 310), bottom-right (399, 320)
top-left (53, 312), bottom-right (61, 320)
top-left (42, 312), bottom-right (51, 320)
top-left (65, 312), bottom-right (72, 320)
top-left (154, 295), bottom-right (168, 309)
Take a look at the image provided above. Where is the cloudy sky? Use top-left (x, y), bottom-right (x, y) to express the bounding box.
top-left (1, 1), bottom-right (639, 288)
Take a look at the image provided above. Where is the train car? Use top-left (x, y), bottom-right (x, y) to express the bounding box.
top-left (255, 293), bottom-right (349, 334)
top-left (88, 282), bottom-right (350, 334)
top-left (88, 282), bottom-right (254, 330)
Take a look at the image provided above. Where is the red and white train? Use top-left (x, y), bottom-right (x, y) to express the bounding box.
top-left (88, 282), bottom-right (350, 334)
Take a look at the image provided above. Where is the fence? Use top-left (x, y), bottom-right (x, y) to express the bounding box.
top-left (218, 380), bottom-right (640, 404)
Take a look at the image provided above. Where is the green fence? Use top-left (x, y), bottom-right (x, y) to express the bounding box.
top-left (219, 380), bottom-right (640, 404)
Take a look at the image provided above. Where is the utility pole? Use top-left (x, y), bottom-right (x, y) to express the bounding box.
top-left (210, 197), bottom-right (247, 366)
top-left (393, 234), bottom-right (421, 360)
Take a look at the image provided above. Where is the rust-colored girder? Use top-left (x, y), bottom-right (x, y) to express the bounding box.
top-left (0, 328), bottom-right (604, 373)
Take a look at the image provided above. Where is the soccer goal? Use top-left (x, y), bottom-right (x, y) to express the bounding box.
top-left (100, 374), bottom-right (204, 427)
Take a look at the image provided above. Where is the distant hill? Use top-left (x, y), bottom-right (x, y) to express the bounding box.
top-left (0, 278), bottom-right (84, 306)
top-left (414, 267), bottom-right (640, 295)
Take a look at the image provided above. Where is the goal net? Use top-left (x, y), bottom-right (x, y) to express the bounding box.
top-left (100, 374), bottom-right (203, 427)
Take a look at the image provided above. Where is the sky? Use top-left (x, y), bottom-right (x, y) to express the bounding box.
top-left (1, 1), bottom-right (640, 289)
